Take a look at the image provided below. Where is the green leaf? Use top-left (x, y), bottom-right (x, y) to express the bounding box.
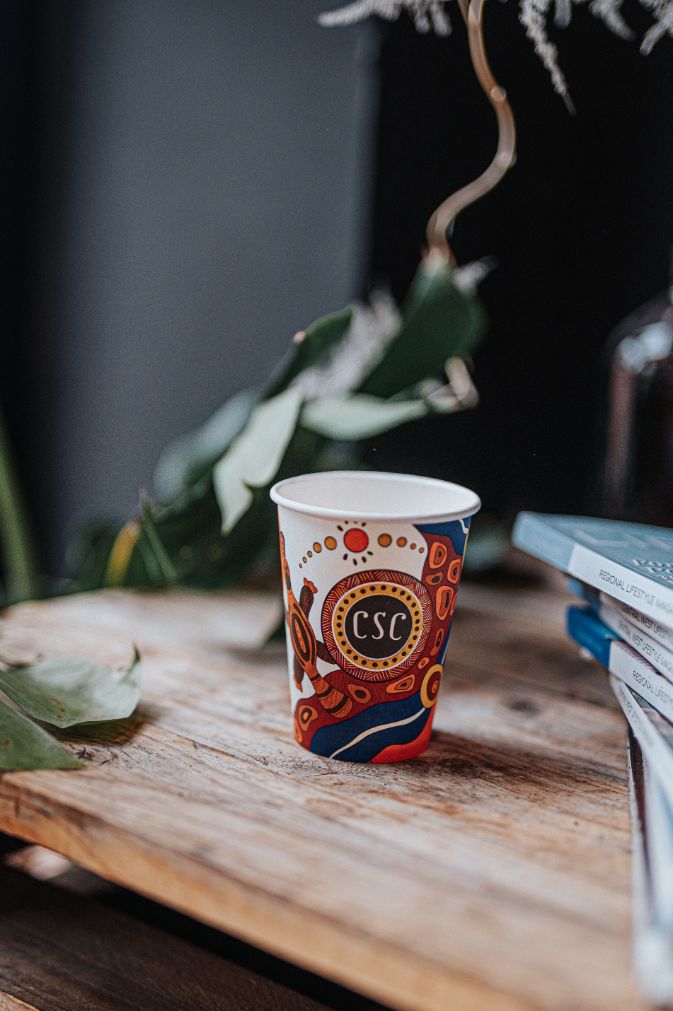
top-left (139, 497), bottom-right (179, 586)
top-left (69, 518), bottom-right (123, 592)
top-left (0, 408), bottom-right (39, 605)
top-left (0, 649), bottom-right (142, 729)
top-left (213, 387), bottom-right (303, 533)
top-left (154, 390), bottom-right (256, 501)
top-left (263, 307), bottom-right (354, 399)
top-left (301, 394), bottom-right (429, 440)
top-left (0, 701), bottom-right (82, 770)
top-left (358, 256), bottom-right (486, 399)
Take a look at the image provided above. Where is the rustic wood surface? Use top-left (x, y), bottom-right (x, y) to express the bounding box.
top-left (0, 572), bottom-right (637, 1011)
top-left (0, 865), bottom-right (328, 1011)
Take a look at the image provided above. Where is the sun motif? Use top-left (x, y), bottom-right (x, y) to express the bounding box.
top-left (338, 522), bottom-right (373, 566)
top-left (298, 521), bottom-right (425, 568)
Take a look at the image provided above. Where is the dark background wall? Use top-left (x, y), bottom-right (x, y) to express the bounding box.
top-left (4, 0), bottom-right (673, 577)
top-left (365, 2), bottom-right (673, 517)
top-left (3, 0), bottom-right (375, 572)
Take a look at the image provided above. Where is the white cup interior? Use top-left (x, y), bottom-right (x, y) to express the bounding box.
top-left (271, 471), bottom-right (480, 523)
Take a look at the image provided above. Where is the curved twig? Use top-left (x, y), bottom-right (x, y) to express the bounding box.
top-left (426, 0), bottom-right (516, 261)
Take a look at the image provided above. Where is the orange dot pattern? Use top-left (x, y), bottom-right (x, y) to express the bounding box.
top-left (299, 528), bottom-right (425, 570)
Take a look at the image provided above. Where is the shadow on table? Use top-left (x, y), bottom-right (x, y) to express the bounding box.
top-left (56, 707), bottom-right (156, 763)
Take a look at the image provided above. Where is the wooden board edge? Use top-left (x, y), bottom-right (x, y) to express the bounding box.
top-left (0, 782), bottom-right (535, 1011)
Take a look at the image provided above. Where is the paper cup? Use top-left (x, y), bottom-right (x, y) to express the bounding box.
top-left (270, 471), bottom-right (480, 763)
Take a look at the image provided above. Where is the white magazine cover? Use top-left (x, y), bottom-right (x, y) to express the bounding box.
top-left (599, 598), bottom-right (673, 684)
top-left (600, 591), bottom-right (673, 654)
top-left (568, 606), bottom-right (673, 725)
top-left (612, 678), bottom-right (673, 813)
top-left (627, 731), bottom-right (673, 1005)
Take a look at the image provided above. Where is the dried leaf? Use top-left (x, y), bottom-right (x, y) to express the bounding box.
top-left (0, 701), bottom-right (82, 770)
top-left (0, 649), bottom-right (142, 729)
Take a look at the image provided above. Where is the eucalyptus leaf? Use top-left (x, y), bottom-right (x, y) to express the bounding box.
top-left (358, 256), bottom-right (485, 399)
top-left (154, 390), bottom-right (256, 501)
top-left (69, 518), bottom-right (122, 592)
top-left (0, 649), bottom-right (142, 729)
top-left (213, 387), bottom-right (303, 532)
top-left (263, 307), bottom-right (353, 399)
top-left (301, 394), bottom-right (428, 440)
top-left (0, 701), bottom-right (82, 770)
top-left (138, 497), bottom-right (179, 586)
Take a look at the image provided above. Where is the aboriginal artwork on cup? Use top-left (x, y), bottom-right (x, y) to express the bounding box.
top-left (278, 516), bottom-right (471, 762)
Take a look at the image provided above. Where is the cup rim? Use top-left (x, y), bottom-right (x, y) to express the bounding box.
top-left (270, 470), bottom-right (480, 523)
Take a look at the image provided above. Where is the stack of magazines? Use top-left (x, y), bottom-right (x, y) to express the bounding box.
top-left (513, 513), bottom-right (673, 1005)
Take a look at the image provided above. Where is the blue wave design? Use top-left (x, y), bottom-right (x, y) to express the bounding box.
top-left (416, 518), bottom-right (469, 663)
top-left (310, 692), bottom-right (430, 762)
top-left (416, 517), bottom-right (471, 556)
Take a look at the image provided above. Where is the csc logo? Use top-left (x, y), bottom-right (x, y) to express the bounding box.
top-left (323, 574), bottom-right (431, 680)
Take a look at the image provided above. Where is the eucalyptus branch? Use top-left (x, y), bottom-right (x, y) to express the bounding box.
top-left (426, 0), bottom-right (517, 260)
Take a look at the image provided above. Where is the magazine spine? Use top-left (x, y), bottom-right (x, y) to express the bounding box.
top-left (611, 678), bottom-right (673, 813)
top-left (599, 601), bottom-right (673, 684)
top-left (568, 608), bottom-right (673, 723)
top-left (599, 592), bottom-right (673, 652)
top-left (568, 544), bottom-right (673, 629)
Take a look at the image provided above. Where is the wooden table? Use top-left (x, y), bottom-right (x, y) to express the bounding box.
top-left (0, 863), bottom-right (329, 1011)
top-left (0, 571), bottom-right (638, 1011)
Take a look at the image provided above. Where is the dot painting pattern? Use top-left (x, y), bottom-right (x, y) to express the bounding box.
top-left (322, 570), bottom-right (433, 680)
top-left (279, 518), bottom-right (469, 762)
top-left (298, 525), bottom-right (427, 571)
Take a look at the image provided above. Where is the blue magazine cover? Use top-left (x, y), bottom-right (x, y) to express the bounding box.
top-left (568, 606), bottom-right (673, 724)
top-left (567, 577), bottom-right (673, 653)
top-left (513, 513), bottom-right (673, 628)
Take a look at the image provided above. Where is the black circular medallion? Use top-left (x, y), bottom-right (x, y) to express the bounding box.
top-left (342, 593), bottom-right (413, 659)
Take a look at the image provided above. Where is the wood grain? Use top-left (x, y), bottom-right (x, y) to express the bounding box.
top-left (0, 573), bottom-right (638, 1011)
top-left (0, 995), bottom-right (40, 1011)
top-left (0, 867), bottom-right (327, 1011)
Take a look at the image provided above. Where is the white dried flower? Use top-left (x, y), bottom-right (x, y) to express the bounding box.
top-left (640, 0), bottom-right (673, 52)
top-left (322, 0), bottom-right (673, 102)
top-left (589, 0), bottom-right (633, 39)
top-left (453, 257), bottom-right (495, 294)
top-left (319, 1), bottom-right (452, 35)
top-left (293, 292), bottom-right (401, 399)
top-left (518, 0), bottom-right (570, 99)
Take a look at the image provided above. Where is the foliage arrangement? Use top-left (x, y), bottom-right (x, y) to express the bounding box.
top-left (0, 650), bottom-right (142, 770)
top-left (320, 0), bottom-right (673, 102)
top-left (0, 258), bottom-right (483, 770)
top-left (72, 254), bottom-right (486, 594)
